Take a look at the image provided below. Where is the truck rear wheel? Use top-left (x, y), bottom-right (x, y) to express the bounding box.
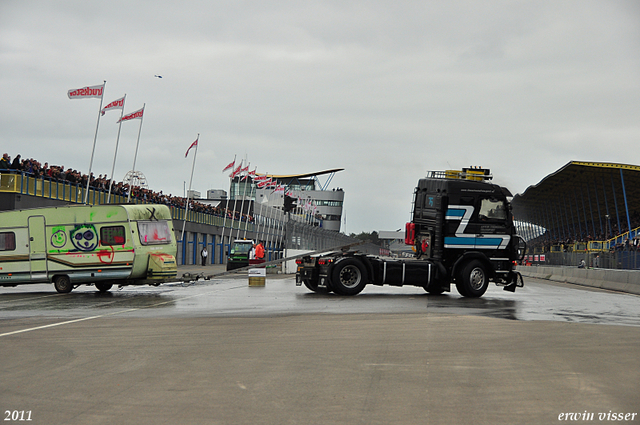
top-left (331, 258), bottom-right (367, 296)
top-left (53, 275), bottom-right (73, 294)
top-left (456, 260), bottom-right (488, 298)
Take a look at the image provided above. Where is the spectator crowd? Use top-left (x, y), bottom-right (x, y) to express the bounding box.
top-left (525, 211), bottom-right (640, 253)
top-left (1, 152), bottom-right (254, 223)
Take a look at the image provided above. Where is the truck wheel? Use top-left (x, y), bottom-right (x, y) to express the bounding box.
top-left (456, 260), bottom-right (488, 298)
top-left (331, 258), bottom-right (367, 296)
top-left (53, 275), bottom-right (73, 294)
top-left (303, 279), bottom-right (332, 294)
top-left (95, 282), bottom-right (113, 293)
top-left (424, 286), bottom-right (445, 295)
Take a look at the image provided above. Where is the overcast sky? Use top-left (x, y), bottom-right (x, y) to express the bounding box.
top-left (1, 1), bottom-right (639, 234)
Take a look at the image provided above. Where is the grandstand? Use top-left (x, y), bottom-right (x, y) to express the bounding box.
top-left (0, 162), bottom-right (356, 266)
top-left (511, 161), bottom-right (640, 269)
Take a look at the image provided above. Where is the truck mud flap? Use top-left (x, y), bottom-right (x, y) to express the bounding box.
top-left (296, 268), bottom-right (317, 286)
top-left (502, 271), bottom-right (524, 292)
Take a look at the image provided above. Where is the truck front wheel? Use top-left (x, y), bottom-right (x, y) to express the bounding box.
top-left (53, 275), bottom-right (73, 294)
top-left (331, 258), bottom-right (367, 296)
top-left (456, 260), bottom-right (488, 298)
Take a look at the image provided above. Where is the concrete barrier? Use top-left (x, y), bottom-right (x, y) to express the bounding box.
top-left (519, 265), bottom-right (640, 295)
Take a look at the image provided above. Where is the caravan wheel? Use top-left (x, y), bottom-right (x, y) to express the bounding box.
top-left (95, 282), bottom-right (113, 293)
top-left (53, 275), bottom-right (73, 294)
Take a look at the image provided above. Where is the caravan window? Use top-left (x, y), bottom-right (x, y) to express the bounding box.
top-left (137, 221), bottom-right (172, 245)
top-left (0, 232), bottom-right (16, 251)
top-left (101, 226), bottom-right (126, 246)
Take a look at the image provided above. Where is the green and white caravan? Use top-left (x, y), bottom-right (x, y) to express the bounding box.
top-left (0, 204), bottom-right (177, 293)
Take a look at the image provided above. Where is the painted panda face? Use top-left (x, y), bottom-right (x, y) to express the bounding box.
top-left (70, 225), bottom-right (98, 251)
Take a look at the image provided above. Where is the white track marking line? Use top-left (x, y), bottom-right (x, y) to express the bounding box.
top-left (0, 285), bottom-right (242, 338)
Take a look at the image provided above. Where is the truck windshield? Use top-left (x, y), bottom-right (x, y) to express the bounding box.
top-left (478, 198), bottom-right (507, 220)
top-left (137, 221), bottom-right (172, 245)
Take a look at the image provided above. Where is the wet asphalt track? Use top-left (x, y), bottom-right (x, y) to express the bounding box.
top-left (1, 269), bottom-right (639, 425)
top-left (0, 266), bottom-right (638, 326)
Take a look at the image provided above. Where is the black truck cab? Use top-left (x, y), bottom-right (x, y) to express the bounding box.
top-left (406, 168), bottom-right (525, 295)
top-left (296, 168), bottom-right (525, 298)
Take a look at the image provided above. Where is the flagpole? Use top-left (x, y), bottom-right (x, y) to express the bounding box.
top-left (255, 172), bottom-right (267, 242)
top-left (219, 155), bottom-right (236, 259)
top-left (181, 134), bottom-right (199, 243)
top-left (263, 190), bottom-right (273, 259)
top-left (264, 188), bottom-right (275, 258)
top-left (243, 166), bottom-right (257, 239)
top-left (256, 195), bottom-right (264, 243)
top-left (84, 80), bottom-right (106, 204)
top-left (230, 160), bottom-right (242, 241)
top-left (276, 204), bottom-right (285, 259)
top-left (237, 162), bottom-right (250, 240)
top-left (107, 94), bottom-right (126, 203)
top-left (127, 103), bottom-right (145, 203)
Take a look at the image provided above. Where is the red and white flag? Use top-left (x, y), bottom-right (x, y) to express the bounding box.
top-left (229, 162), bottom-right (243, 179)
top-left (254, 175), bottom-right (269, 182)
top-left (257, 178), bottom-right (273, 188)
top-left (68, 83), bottom-right (105, 99)
top-left (222, 159), bottom-right (235, 172)
top-left (273, 185), bottom-right (285, 193)
top-left (101, 96), bottom-right (125, 115)
top-left (185, 138), bottom-right (198, 158)
top-left (117, 107), bottom-right (144, 123)
top-left (242, 167), bottom-right (257, 181)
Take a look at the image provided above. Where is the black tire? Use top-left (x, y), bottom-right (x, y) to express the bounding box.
top-left (424, 285), bottom-right (445, 295)
top-left (302, 279), bottom-right (332, 294)
top-left (95, 282), bottom-right (113, 293)
top-left (330, 258), bottom-right (367, 296)
top-left (53, 275), bottom-right (73, 294)
top-left (456, 260), bottom-right (489, 298)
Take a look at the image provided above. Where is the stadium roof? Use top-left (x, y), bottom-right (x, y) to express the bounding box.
top-left (511, 161), bottom-right (640, 240)
top-left (259, 168), bottom-right (344, 179)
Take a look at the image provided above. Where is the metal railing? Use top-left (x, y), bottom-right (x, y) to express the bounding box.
top-left (1, 171), bottom-right (254, 231)
top-left (542, 250), bottom-right (640, 270)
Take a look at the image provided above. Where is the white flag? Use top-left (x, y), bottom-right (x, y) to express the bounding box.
top-left (67, 83), bottom-right (105, 99)
top-left (117, 107), bottom-right (144, 123)
top-left (101, 96), bottom-right (125, 115)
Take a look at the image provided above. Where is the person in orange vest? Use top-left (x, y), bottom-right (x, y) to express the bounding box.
top-left (254, 241), bottom-right (265, 259)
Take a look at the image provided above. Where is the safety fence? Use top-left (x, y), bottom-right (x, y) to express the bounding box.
top-left (1, 172), bottom-right (360, 264)
top-left (528, 250), bottom-right (640, 270)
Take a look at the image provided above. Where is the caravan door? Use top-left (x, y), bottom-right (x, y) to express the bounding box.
top-left (28, 215), bottom-right (47, 280)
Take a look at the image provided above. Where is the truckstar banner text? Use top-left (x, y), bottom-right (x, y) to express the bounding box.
top-left (101, 97), bottom-right (125, 115)
top-left (117, 107), bottom-right (144, 123)
top-left (67, 84), bottom-right (105, 99)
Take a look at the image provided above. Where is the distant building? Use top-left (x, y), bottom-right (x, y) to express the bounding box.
top-left (206, 189), bottom-right (227, 201)
top-left (187, 190), bottom-right (201, 200)
top-left (378, 230), bottom-right (413, 257)
top-left (230, 168), bottom-right (345, 232)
